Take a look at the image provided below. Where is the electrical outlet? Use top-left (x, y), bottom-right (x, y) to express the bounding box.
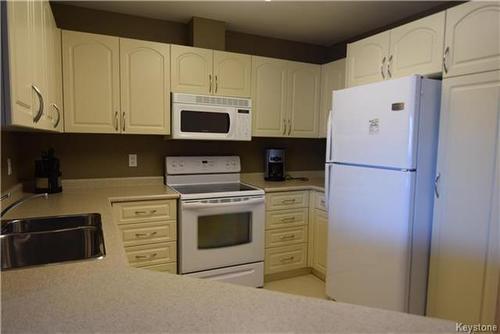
top-left (128, 154), bottom-right (137, 167)
top-left (7, 158), bottom-right (12, 176)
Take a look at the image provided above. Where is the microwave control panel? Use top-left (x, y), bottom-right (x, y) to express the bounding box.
top-left (235, 109), bottom-right (251, 140)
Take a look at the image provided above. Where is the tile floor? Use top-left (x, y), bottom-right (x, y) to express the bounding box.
top-left (263, 274), bottom-right (329, 300)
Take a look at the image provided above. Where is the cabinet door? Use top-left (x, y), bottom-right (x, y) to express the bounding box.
top-left (43, 2), bottom-right (63, 132)
top-left (31, 0), bottom-right (52, 130)
top-left (427, 70), bottom-right (500, 324)
top-left (346, 31), bottom-right (390, 87)
top-left (4, 0), bottom-right (34, 127)
top-left (62, 31), bottom-right (120, 133)
top-left (213, 51), bottom-right (251, 97)
top-left (319, 59), bottom-right (345, 138)
top-left (170, 45), bottom-right (212, 95)
top-left (120, 38), bottom-right (170, 135)
top-left (444, 2), bottom-right (500, 77)
top-left (389, 12), bottom-right (445, 79)
top-left (288, 61), bottom-right (320, 138)
top-left (312, 209), bottom-right (328, 276)
top-left (251, 56), bottom-right (288, 137)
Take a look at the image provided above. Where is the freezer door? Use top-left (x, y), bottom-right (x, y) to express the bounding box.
top-left (330, 76), bottom-right (420, 169)
top-left (326, 164), bottom-right (415, 312)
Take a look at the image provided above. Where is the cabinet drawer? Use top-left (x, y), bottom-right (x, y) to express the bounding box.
top-left (266, 225), bottom-right (308, 248)
top-left (125, 242), bottom-right (177, 267)
top-left (266, 191), bottom-right (309, 210)
top-left (119, 221), bottom-right (176, 247)
top-left (315, 192), bottom-right (327, 212)
top-left (266, 208), bottom-right (308, 230)
top-left (137, 262), bottom-right (177, 274)
top-left (114, 199), bottom-right (177, 224)
top-left (265, 243), bottom-right (307, 274)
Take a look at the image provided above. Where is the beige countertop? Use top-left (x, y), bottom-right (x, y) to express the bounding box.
top-left (242, 171), bottom-right (325, 192)
top-left (1, 178), bottom-right (455, 333)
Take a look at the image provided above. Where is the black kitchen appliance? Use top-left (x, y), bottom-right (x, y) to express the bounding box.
top-left (264, 149), bottom-right (285, 181)
top-left (35, 148), bottom-right (62, 194)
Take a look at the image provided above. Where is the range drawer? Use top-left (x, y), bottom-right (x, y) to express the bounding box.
top-left (137, 262), bottom-right (177, 274)
top-left (125, 242), bottom-right (177, 267)
top-left (265, 225), bottom-right (308, 248)
top-left (315, 192), bottom-right (327, 212)
top-left (266, 208), bottom-right (308, 230)
top-left (266, 191), bottom-right (309, 210)
top-left (119, 221), bottom-right (177, 247)
top-left (264, 243), bottom-right (307, 274)
top-left (113, 199), bottom-right (177, 224)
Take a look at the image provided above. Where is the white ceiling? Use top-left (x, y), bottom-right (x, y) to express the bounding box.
top-left (68, 1), bottom-right (448, 46)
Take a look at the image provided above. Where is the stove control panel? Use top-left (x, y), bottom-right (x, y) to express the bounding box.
top-left (166, 156), bottom-right (241, 175)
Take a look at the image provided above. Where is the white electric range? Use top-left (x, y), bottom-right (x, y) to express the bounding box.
top-left (165, 156), bottom-right (265, 288)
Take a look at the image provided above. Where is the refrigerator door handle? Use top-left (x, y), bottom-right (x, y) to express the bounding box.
top-left (326, 110), bottom-right (333, 161)
top-left (434, 172), bottom-right (441, 198)
top-left (325, 164), bottom-right (331, 210)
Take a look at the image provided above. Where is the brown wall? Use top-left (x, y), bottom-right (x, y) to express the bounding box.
top-left (6, 132), bottom-right (325, 186)
top-left (51, 3), bottom-right (328, 64)
top-left (1, 131), bottom-right (21, 192)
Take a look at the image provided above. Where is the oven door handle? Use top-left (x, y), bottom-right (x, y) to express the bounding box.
top-left (183, 197), bottom-right (264, 209)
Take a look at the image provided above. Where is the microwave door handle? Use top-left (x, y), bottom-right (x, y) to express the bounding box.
top-left (183, 197), bottom-right (264, 209)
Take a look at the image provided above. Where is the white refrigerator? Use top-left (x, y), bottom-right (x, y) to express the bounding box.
top-left (325, 75), bottom-right (441, 315)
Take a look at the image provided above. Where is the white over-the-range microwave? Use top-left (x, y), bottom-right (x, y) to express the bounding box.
top-left (171, 93), bottom-right (252, 141)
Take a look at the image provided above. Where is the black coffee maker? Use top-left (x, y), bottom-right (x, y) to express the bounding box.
top-left (264, 149), bottom-right (285, 181)
top-left (35, 148), bottom-right (62, 194)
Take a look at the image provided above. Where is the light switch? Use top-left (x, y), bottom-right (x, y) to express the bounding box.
top-left (128, 154), bottom-right (137, 167)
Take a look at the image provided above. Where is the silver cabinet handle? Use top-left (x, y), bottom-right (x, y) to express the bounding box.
top-left (387, 55), bottom-right (393, 78)
top-left (135, 231), bottom-right (158, 238)
top-left (434, 173), bottom-right (441, 198)
top-left (114, 112), bottom-right (119, 131)
top-left (32, 85), bottom-right (44, 123)
top-left (279, 234), bottom-right (296, 240)
top-left (122, 112), bottom-right (125, 132)
top-left (135, 253), bottom-right (157, 260)
top-left (281, 199), bottom-right (296, 204)
top-left (280, 256), bottom-right (295, 263)
top-left (380, 56), bottom-right (386, 80)
top-left (134, 209), bottom-right (157, 215)
top-left (280, 216), bottom-right (296, 223)
top-left (283, 119), bottom-right (287, 135)
top-left (209, 74), bottom-right (212, 93)
top-left (215, 75), bottom-right (218, 93)
top-left (52, 104), bottom-right (61, 128)
top-left (287, 119), bottom-right (291, 136)
top-left (443, 46), bottom-right (449, 74)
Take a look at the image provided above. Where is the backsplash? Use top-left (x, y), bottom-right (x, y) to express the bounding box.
top-left (1, 131), bottom-right (325, 191)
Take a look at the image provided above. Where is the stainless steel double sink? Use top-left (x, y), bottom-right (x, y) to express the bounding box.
top-left (1, 213), bottom-right (106, 270)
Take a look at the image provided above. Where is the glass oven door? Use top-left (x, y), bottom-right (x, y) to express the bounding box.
top-left (180, 196), bottom-right (265, 274)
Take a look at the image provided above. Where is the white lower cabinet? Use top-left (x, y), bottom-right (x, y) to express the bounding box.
top-left (112, 199), bottom-right (178, 274)
top-left (311, 209), bottom-right (328, 276)
top-left (264, 191), bottom-right (309, 277)
top-left (427, 70), bottom-right (499, 324)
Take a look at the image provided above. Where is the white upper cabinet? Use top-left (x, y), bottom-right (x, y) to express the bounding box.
top-left (4, 0), bottom-right (34, 128)
top-left (3, 0), bottom-right (62, 131)
top-left (213, 51), bottom-right (251, 97)
top-left (63, 30), bottom-right (120, 133)
top-left (346, 31), bottom-right (390, 87)
top-left (171, 46), bottom-right (251, 97)
top-left (120, 38), bottom-right (171, 135)
top-left (43, 2), bottom-right (63, 132)
top-left (389, 12), bottom-right (445, 79)
top-left (427, 70), bottom-right (499, 325)
top-left (170, 45), bottom-right (213, 95)
top-left (252, 56), bottom-right (288, 137)
top-left (287, 61), bottom-right (320, 138)
top-left (319, 59), bottom-right (346, 138)
top-left (443, 2), bottom-right (500, 77)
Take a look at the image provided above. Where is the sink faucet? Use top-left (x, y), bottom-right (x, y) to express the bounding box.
top-left (1, 193), bottom-right (49, 218)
